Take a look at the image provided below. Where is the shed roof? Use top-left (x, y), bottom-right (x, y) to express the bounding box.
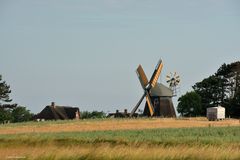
top-left (209, 106), bottom-right (225, 109)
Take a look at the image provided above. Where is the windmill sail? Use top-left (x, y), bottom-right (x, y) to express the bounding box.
top-left (149, 59), bottom-right (163, 88)
top-left (136, 65), bottom-right (149, 89)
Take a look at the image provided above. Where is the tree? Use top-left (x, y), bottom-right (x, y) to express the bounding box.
top-left (80, 111), bottom-right (106, 119)
top-left (90, 111), bottom-right (106, 118)
top-left (0, 75), bottom-right (12, 103)
top-left (0, 75), bottom-right (13, 123)
top-left (11, 106), bottom-right (33, 122)
top-left (229, 90), bottom-right (240, 117)
top-left (0, 75), bottom-right (33, 123)
top-left (192, 75), bottom-right (224, 115)
top-left (215, 62), bottom-right (238, 100)
top-left (0, 108), bottom-right (12, 123)
top-left (177, 91), bottom-right (202, 117)
top-left (191, 61), bottom-right (240, 117)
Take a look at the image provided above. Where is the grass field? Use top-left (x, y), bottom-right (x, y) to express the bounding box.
top-left (0, 118), bottom-right (240, 160)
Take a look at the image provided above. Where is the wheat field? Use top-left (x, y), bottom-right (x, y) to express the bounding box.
top-left (1, 144), bottom-right (240, 160)
top-left (0, 118), bottom-right (240, 160)
top-left (0, 117), bottom-right (239, 134)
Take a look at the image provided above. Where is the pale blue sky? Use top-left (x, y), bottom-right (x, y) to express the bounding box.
top-left (0, 0), bottom-right (239, 113)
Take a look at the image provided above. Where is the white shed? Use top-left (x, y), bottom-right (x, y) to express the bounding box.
top-left (207, 106), bottom-right (225, 121)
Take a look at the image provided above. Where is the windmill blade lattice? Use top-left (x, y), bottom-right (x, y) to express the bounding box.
top-left (166, 72), bottom-right (180, 96)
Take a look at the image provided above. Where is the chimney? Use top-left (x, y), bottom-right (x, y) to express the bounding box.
top-left (124, 109), bottom-right (128, 114)
top-left (51, 102), bottom-right (55, 108)
top-left (75, 110), bottom-right (80, 120)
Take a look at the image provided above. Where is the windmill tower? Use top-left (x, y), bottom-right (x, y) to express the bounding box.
top-left (130, 59), bottom-right (176, 117)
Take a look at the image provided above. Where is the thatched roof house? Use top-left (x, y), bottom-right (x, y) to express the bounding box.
top-left (34, 102), bottom-right (80, 120)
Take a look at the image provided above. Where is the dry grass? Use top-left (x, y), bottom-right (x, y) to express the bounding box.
top-left (1, 144), bottom-right (240, 160)
top-left (0, 118), bottom-right (240, 160)
top-left (0, 117), bottom-right (239, 135)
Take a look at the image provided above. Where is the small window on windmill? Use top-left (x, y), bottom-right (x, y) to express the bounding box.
top-left (154, 98), bottom-right (159, 106)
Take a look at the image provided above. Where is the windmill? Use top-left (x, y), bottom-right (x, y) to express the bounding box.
top-left (130, 59), bottom-right (176, 117)
top-left (166, 72), bottom-right (180, 96)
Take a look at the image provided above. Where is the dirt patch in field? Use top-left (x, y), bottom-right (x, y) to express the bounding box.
top-left (0, 118), bottom-right (239, 135)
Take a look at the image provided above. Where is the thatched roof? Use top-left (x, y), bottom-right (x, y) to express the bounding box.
top-left (35, 104), bottom-right (80, 120)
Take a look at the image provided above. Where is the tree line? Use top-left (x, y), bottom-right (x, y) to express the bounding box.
top-left (0, 74), bottom-right (107, 122)
top-left (0, 75), bottom-right (33, 123)
top-left (177, 61), bottom-right (240, 118)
